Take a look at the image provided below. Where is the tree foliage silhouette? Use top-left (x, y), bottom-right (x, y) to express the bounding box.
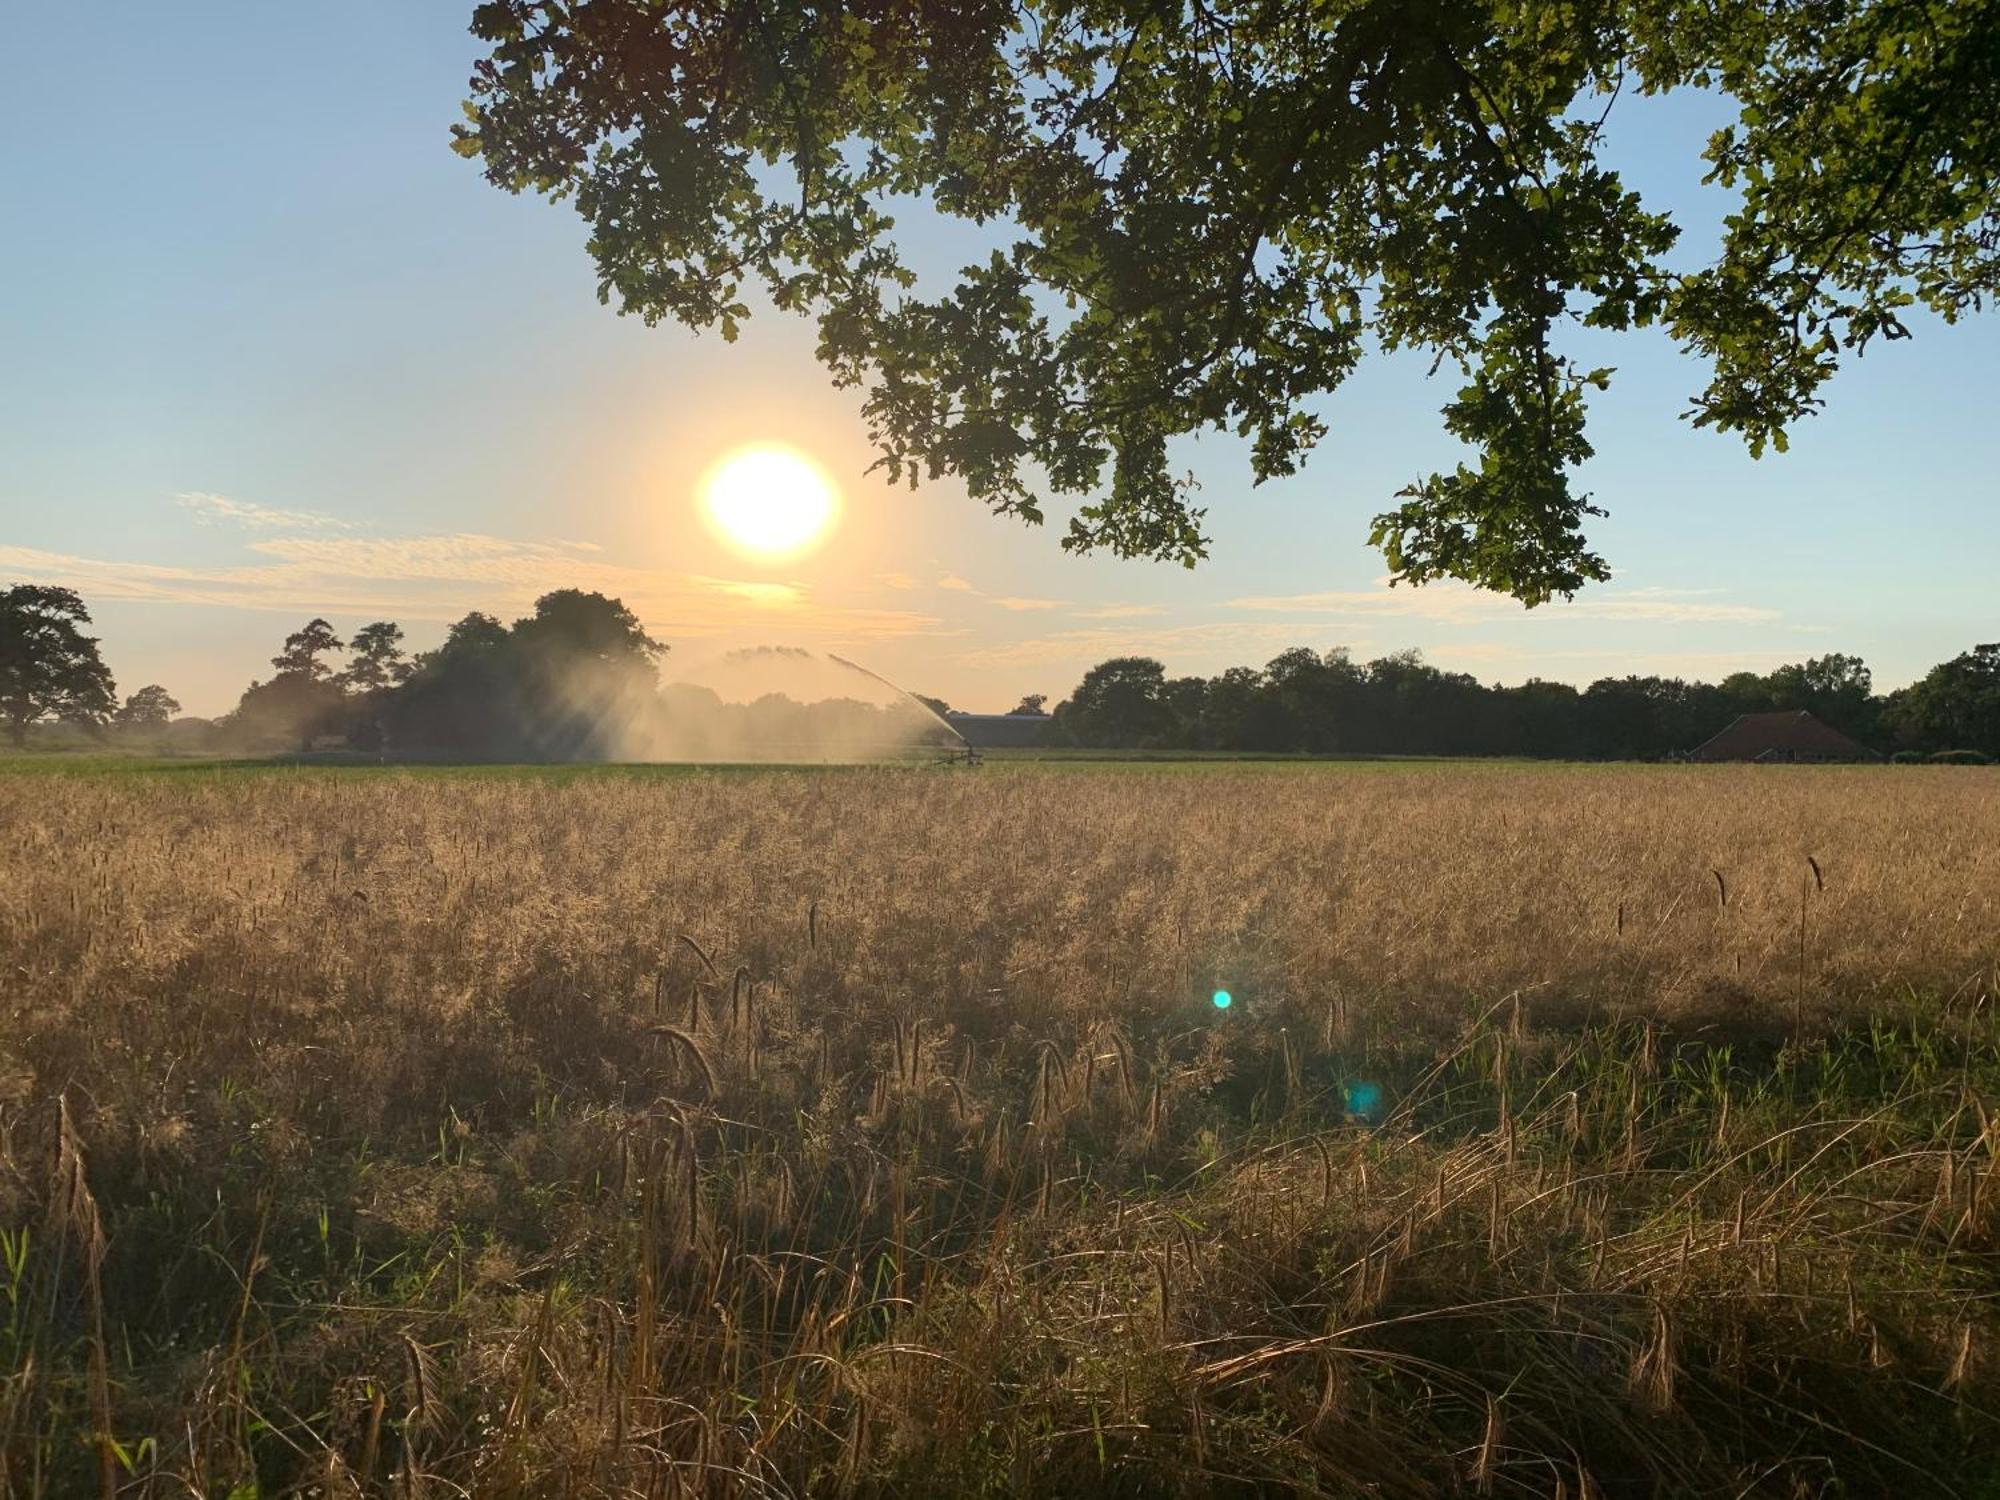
top-left (0, 585), bottom-right (116, 745)
top-left (236, 619), bottom-right (349, 751)
top-left (114, 685), bottom-right (182, 733)
top-left (342, 621), bottom-right (414, 692)
top-left (457, 0), bottom-right (2000, 602)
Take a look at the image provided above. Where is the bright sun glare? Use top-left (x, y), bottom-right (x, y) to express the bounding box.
top-left (698, 444), bottom-right (841, 560)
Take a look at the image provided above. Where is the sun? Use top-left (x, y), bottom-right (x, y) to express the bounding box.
top-left (697, 444), bottom-right (841, 560)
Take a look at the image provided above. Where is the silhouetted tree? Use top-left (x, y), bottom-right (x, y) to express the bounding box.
top-left (510, 590), bottom-right (664, 759)
top-left (1765, 653), bottom-right (1876, 740)
top-left (461, 4), bottom-right (2000, 601)
top-left (342, 621), bottom-right (412, 691)
top-left (271, 619), bottom-right (345, 679)
top-left (1493, 679), bottom-right (1585, 759)
top-left (1885, 645), bottom-right (2000, 757)
top-left (0, 585), bottom-right (117, 745)
top-left (338, 621), bottom-right (413, 749)
top-left (1715, 671), bottom-right (1777, 717)
top-left (230, 618), bottom-right (349, 751)
top-left (384, 612), bottom-right (520, 756)
top-left (513, 590), bottom-right (660, 669)
top-left (1197, 666), bottom-right (1289, 751)
top-left (1056, 657), bottom-right (1174, 747)
top-left (380, 595), bottom-right (664, 760)
top-left (1263, 647), bottom-right (1366, 753)
top-left (1041, 643), bottom-right (1949, 761)
top-left (1010, 694), bottom-right (1047, 716)
top-left (1581, 676), bottom-right (1725, 759)
top-left (1161, 675), bottom-right (1211, 748)
top-left (113, 685), bottom-right (181, 737)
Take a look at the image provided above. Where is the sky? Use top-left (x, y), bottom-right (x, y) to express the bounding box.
top-left (3, 5), bottom-right (1995, 718)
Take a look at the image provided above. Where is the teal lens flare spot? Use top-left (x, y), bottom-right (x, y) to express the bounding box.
top-left (1212, 989), bottom-right (1233, 1010)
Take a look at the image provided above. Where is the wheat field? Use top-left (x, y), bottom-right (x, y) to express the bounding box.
top-left (2, 762), bottom-right (1997, 1497)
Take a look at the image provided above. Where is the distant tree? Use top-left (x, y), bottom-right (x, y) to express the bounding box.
top-left (1057, 657), bottom-right (1174, 748)
top-left (510, 590), bottom-right (664, 759)
top-left (1010, 694), bottom-right (1048, 716)
top-left (382, 594), bottom-right (664, 760)
top-left (513, 590), bottom-right (660, 668)
top-left (1161, 675), bottom-right (1211, 748)
top-left (1765, 653), bottom-right (1876, 740)
top-left (1197, 666), bottom-right (1288, 752)
top-left (1715, 671), bottom-right (1777, 716)
top-left (114, 685), bottom-right (181, 734)
top-left (1579, 675), bottom-right (1710, 760)
top-left (232, 618), bottom-right (350, 752)
top-left (271, 618), bottom-right (345, 679)
top-left (1027, 639), bottom-right (1991, 761)
top-left (1886, 645), bottom-right (2000, 757)
top-left (342, 621), bottom-right (413, 691)
top-left (1493, 679), bottom-right (1584, 759)
top-left (231, 676), bottom-right (347, 754)
top-left (384, 612), bottom-right (520, 756)
top-left (0, 585), bottom-right (117, 745)
top-left (339, 621), bottom-right (414, 750)
top-left (1359, 651), bottom-right (1442, 755)
top-left (438, 611), bottom-right (510, 657)
top-left (461, 3), bottom-right (2000, 601)
top-left (1264, 647), bottom-right (1368, 753)
top-left (913, 695), bottom-right (952, 720)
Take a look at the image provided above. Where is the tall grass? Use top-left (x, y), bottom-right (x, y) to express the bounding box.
top-left (0, 764), bottom-right (1996, 1496)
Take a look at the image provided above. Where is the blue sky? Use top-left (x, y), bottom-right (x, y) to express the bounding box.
top-left (3, 5), bottom-right (1994, 716)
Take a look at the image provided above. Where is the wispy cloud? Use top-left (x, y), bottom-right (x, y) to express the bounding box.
top-left (1070, 603), bottom-right (1164, 620)
top-left (692, 576), bottom-right (804, 608)
top-left (992, 596), bottom-right (1063, 612)
top-left (176, 491), bottom-right (351, 531)
top-left (0, 534), bottom-right (940, 645)
top-left (1555, 589), bottom-right (1784, 625)
top-left (936, 574), bottom-right (977, 592)
top-left (876, 571), bottom-right (918, 590)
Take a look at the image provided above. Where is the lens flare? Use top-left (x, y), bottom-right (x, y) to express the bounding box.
top-left (1212, 989), bottom-right (1233, 1010)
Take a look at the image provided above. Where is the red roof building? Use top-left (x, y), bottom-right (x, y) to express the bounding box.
top-left (1689, 710), bottom-right (1880, 764)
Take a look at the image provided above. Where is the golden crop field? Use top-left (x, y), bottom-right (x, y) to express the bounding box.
top-left (2, 762), bottom-right (1998, 1497)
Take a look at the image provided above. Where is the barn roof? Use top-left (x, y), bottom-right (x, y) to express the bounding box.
top-left (1689, 710), bottom-right (1880, 763)
top-left (946, 712), bottom-right (1053, 749)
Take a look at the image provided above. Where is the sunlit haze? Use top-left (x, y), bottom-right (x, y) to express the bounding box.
top-left (698, 445), bottom-right (841, 562)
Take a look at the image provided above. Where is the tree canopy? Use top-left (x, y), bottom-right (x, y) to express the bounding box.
top-left (1891, 643), bottom-right (2000, 755)
top-left (342, 621), bottom-right (414, 692)
top-left (0, 585), bottom-right (117, 744)
top-left (457, 0), bottom-right (2000, 602)
top-left (272, 618), bottom-right (346, 679)
top-left (1044, 645), bottom-right (1995, 759)
top-left (114, 685), bottom-right (182, 732)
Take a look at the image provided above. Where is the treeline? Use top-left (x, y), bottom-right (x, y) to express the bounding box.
top-left (7, 580), bottom-right (1996, 762)
top-left (211, 592), bottom-right (950, 760)
top-left (2, 585), bottom-right (181, 745)
top-left (1, 584), bottom-right (678, 756)
top-left (1025, 646), bottom-right (2000, 760)
top-left (224, 592), bottom-right (663, 757)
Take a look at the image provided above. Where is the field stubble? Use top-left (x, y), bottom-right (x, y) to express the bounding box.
top-left (1, 764), bottom-right (1998, 1497)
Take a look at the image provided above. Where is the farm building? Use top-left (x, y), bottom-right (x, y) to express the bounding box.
top-left (1689, 709), bottom-right (1880, 763)
top-left (945, 711), bottom-right (1054, 749)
